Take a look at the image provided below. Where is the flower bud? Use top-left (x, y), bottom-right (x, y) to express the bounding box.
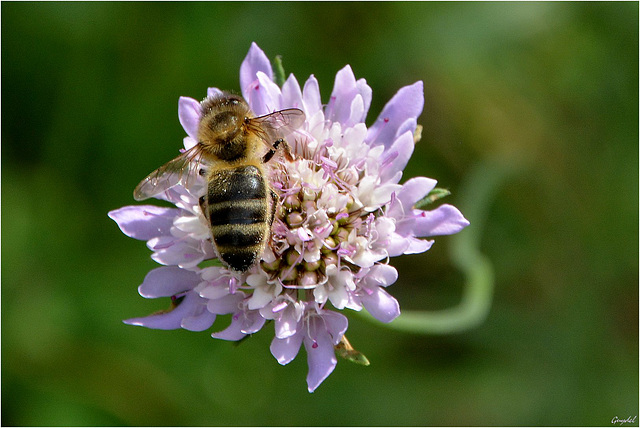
top-left (323, 252), bottom-right (339, 267)
top-left (302, 200), bottom-right (317, 213)
top-left (300, 271), bottom-right (318, 287)
top-left (338, 168), bottom-right (359, 185)
top-left (281, 267), bottom-right (298, 282)
top-left (302, 188), bottom-right (316, 201)
top-left (304, 259), bottom-right (322, 271)
top-left (261, 258), bottom-right (281, 271)
top-left (283, 194), bottom-right (301, 210)
top-left (334, 227), bottom-right (350, 243)
top-left (322, 236), bottom-right (337, 252)
top-left (346, 194), bottom-right (357, 211)
top-left (286, 248), bottom-right (302, 266)
top-left (287, 212), bottom-right (304, 227)
top-left (337, 211), bottom-right (350, 226)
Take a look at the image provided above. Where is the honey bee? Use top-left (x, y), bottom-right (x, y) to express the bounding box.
top-left (134, 93), bottom-right (305, 272)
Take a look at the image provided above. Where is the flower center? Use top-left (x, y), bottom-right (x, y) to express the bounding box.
top-left (261, 157), bottom-right (369, 297)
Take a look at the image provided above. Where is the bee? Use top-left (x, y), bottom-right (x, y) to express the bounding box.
top-left (133, 93), bottom-right (305, 272)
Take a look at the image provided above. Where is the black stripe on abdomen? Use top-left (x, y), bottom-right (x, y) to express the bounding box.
top-left (211, 223), bottom-right (265, 272)
top-left (210, 223), bottom-right (264, 248)
top-left (204, 165), bottom-right (270, 272)
top-left (207, 165), bottom-right (266, 204)
top-left (207, 200), bottom-right (267, 226)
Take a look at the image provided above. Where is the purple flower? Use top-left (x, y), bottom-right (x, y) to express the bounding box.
top-left (109, 42), bottom-right (469, 392)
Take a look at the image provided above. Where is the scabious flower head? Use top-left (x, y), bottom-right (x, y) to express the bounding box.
top-left (109, 42), bottom-right (469, 392)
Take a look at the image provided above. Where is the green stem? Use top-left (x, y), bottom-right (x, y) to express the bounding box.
top-left (273, 55), bottom-right (286, 88)
top-left (360, 156), bottom-right (520, 334)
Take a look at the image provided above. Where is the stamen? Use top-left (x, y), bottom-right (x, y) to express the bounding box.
top-left (280, 282), bottom-right (317, 290)
top-left (314, 224), bottom-right (332, 236)
top-left (380, 150), bottom-right (399, 168)
top-left (297, 228), bottom-right (313, 242)
top-left (367, 117), bottom-right (389, 144)
top-left (337, 244), bottom-right (354, 258)
top-left (272, 301), bottom-right (288, 313)
top-left (353, 158), bottom-right (366, 170)
top-left (321, 156), bottom-right (338, 170)
top-left (229, 276), bottom-right (239, 294)
top-left (171, 290), bottom-right (190, 301)
top-left (152, 240), bottom-right (174, 250)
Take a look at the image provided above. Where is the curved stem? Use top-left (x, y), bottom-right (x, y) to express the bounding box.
top-left (361, 156), bottom-right (520, 334)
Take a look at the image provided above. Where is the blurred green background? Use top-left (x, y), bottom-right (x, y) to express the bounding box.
top-left (2, 2), bottom-right (638, 426)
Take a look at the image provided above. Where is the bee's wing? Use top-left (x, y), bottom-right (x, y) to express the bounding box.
top-left (133, 146), bottom-right (202, 201)
top-left (248, 108), bottom-right (306, 141)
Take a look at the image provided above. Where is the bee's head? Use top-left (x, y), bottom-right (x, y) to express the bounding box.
top-left (198, 94), bottom-right (250, 146)
top-left (197, 94), bottom-right (253, 161)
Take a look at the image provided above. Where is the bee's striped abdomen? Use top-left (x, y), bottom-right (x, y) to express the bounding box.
top-left (206, 165), bottom-right (271, 272)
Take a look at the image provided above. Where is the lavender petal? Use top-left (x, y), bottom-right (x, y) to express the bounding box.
top-left (138, 266), bottom-right (201, 298)
top-left (366, 81), bottom-right (424, 148)
top-left (108, 205), bottom-right (177, 241)
top-left (414, 204), bottom-right (471, 237)
top-left (178, 96), bottom-right (201, 140)
top-left (240, 42), bottom-right (273, 99)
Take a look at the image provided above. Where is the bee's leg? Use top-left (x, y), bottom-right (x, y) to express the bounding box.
top-left (198, 166), bottom-right (208, 214)
top-left (268, 189), bottom-right (277, 225)
top-left (266, 189), bottom-right (279, 256)
top-left (189, 167), bottom-right (208, 190)
top-left (262, 140), bottom-right (280, 163)
top-left (263, 139), bottom-right (294, 163)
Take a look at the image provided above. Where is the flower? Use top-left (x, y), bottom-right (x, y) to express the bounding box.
top-left (109, 42), bottom-right (469, 392)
